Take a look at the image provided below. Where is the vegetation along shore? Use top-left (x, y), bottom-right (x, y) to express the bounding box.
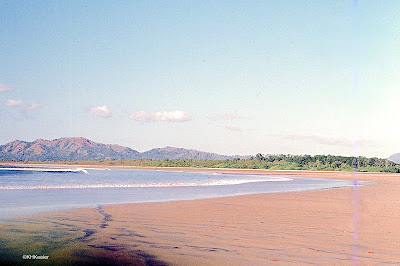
top-left (2, 153), bottom-right (399, 173)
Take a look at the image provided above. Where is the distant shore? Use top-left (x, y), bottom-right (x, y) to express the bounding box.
top-left (2, 153), bottom-right (399, 173)
top-left (0, 166), bottom-right (400, 264)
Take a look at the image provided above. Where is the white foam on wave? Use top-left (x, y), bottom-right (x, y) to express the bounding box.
top-left (0, 167), bottom-right (88, 174)
top-left (0, 177), bottom-right (292, 190)
top-left (154, 170), bottom-right (184, 173)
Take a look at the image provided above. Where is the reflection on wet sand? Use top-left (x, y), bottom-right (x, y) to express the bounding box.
top-left (0, 207), bottom-right (167, 265)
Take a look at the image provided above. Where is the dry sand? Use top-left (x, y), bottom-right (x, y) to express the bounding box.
top-left (0, 168), bottom-right (400, 265)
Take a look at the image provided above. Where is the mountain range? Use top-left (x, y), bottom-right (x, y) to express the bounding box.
top-left (0, 137), bottom-right (232, 161)
top-left (2, 137), bottom-right (398, 163)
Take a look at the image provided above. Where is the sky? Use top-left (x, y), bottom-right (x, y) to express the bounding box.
top-left (0, 1), bottom-right (399, 158)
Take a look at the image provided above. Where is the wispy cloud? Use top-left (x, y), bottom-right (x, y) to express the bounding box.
top-left (5, 99), bottom-right (23, 107)
top-left (5, 99), bottom-right (41, 110)
top-left (224, 125), bottom-right (243, 132)
top-left (0, 83), bottom-right (14, 92)
top-left (5, 99), bottom-right (41, 118)
top-left (209, 112), bottom-right (248, 132)
top-left (285, 134), bottom-right (354, 147)
top-left (88, 105), bottom-right (111, 118)
top-left (209, 112), bottom-right (249, 121)
top-left (130, 110), bottom-right (191, 122)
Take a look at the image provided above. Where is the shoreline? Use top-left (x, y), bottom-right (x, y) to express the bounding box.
top-left (0, 161), bottom-right (388, 180)
top-left (0, 167), bottom-right (400, 264)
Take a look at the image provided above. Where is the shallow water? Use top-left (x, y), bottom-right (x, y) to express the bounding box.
top-left (0, 167), bottom-right (358, 219)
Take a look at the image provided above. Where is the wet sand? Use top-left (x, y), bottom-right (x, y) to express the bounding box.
top-left (1, 168), bottom-right (400, 265)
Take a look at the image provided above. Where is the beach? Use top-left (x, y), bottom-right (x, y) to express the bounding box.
top-left (0, 168), bottom-right (399, 265)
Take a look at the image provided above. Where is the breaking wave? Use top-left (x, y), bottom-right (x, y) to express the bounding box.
top-left (0, 167), bottom-right (88, 174)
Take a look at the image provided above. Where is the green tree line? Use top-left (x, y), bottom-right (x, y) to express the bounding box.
top-left (3, 154), bottom-right (400, 173)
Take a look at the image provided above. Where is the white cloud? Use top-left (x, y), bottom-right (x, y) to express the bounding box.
top-left (224, 125), bottom-right (243, 132)
top-left (89, 105), bottom-right (111, 117)
top-left (5, 99), bottom-right (41, 110)
top-left (0, 83), bottom-right (14, 92)
top-left (130, 110), bottom-right (191, 122)
top-left (209, 112), bottom-right (249, 121)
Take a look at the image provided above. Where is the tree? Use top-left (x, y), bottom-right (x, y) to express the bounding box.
top-left (332, 161), bottom-right (342, 169)
top-left (256, 153), bottom-right (265, 161)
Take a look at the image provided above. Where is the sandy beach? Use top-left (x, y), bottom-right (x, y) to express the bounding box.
top-left (0, 168), bottom-right (400, 265)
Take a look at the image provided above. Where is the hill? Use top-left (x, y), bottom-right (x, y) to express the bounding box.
top-left (0, 137), bottom-right (140, 161)
top-left (0, 137), bottom-right (231, 161)
top-left (141, 146), bottom-right (229, 160)
top-left (388, 153), bottom-right (400, 164)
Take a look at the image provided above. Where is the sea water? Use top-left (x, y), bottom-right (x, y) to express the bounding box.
top-left (0, 166), bottom-right (358, 219)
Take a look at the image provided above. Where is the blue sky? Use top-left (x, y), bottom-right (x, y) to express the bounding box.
top-left (1, 1), bottom-right (399, 157)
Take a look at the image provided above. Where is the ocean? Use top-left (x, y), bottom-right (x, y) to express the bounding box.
top-left (0, 166), bottom-right (358, 219)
